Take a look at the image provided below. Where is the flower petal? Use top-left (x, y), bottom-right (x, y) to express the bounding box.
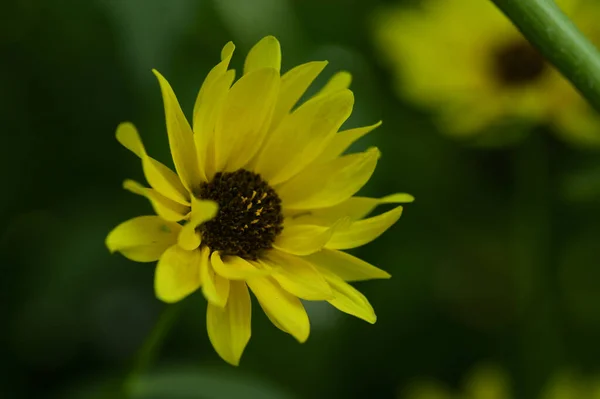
top-left (243, 36), bottom-right (281, 74)
top-left (316, 71), bottom-right (352, 96)
top-left (206, 281), bottom-right (251, 366)
top-left (123, 179), bottom-right (189, 222)
top-left (247, 277), bottom-right (310, 342)
top-left (295, 192), bottom-right (414, 225)
top-left (307, 248), bottom-right (391, 281)
top-left (211, 252), bottom-right (269, 280)
top-left (255, 89), bottom-right (355, 185)
top-left (106, 216), bottom-right (181, 262)
top-left (326, 205), bottom-right (404, 250)
top-left (270, 61), bottom-right (328, 129)
top-left (154, 245), bottom-right (202, 303)
top-left (321, 269), bottom-right (376, 324)
top-left (194, 70), bottom-right (235, 180)
top-left (193, 42), bottom-right (235, 132)
top-left (265, 250), bottom-right (333, 300)
top-left (116, 122), bottom-right (189, 205)
top-left (153, 69), bottom-right (203, 191)
top-left (193, 43), bottom-right (236, 180)
top-left (214, 68), bottom-right (280, 173)
top-left (277, 147), bottom-right (380, 210)
top-left (200, 246), bottom-right (230, 308)
top-left (177, 198), bottom-right (218, 251)
top-left (273, 218), bottom-right (349, 256)
top-left (314, 121), bottom-right (382, 163)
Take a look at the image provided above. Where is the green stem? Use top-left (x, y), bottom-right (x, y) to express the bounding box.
top-left (490, 0), bottom-right (600, 111)
top-left (122, 303), bottom-right (183, 397)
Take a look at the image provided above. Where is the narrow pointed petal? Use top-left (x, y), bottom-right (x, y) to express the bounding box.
top-left (200, 246), bottom-right (230, 308)
top-left (244, 36), bottom-right (281, 74)
top-left (211, 252), bottom-right (269, 280)
top-left (278, 147), bottom-right (380, 210)
top-left (106, 216), bottom-right (181, 262)
top-left (320, 268), bottom-right (376, 324)
top-left (193, 42), bottom-right (235, 131)
top-left (315, 121), bottom-right (382, 163)
top-left (194, 70), bottom-right (235, 180)
top-left (193, 42), bottom-right (236, 180)
top-left (326, 205), bottom-right (404, 250)
top-left (270, 61), bottom-right (328, 130)
top-left (273, 219), bottom-right (349, 256)
top-left (123, 179), bottom-right (189, 222)
top-left (177, 198), bottom-right (218, 251)
top-left (155, 245), bottom-right (202, 303)
top-left (329, 280), bottom-right (376, 323)
top-left (153, 69), bottom-right (203, 191)
top-left (206, 281), bottom-right (251, 366)
top-left (116, 122), bottom-right (189, 205)
top-left (255, 90), bottom-right (354, 185)
top-left (247, 277), bottom-right (310, 342)
top-left (214, 68), bottom-right (280, 172)
top-left (299, 192), bottom-right (414, 225)
top-left (265, 250), bottom-right (333, 300)
top-left (307, 249), bottom-right (391, 281)
top-left (316, 71), bottom-right (352, 96)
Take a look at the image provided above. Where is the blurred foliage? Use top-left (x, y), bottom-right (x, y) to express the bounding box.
top-left (1, 0), bottom-right (600, 398)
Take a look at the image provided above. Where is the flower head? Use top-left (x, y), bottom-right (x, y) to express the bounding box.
top-left (373, 0), bottom-right (600, 145)
top-left (106, 36), bottom-right (412, 365)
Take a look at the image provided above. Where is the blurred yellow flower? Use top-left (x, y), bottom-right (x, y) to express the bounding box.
top-left (402, 365), bottom-right (600, 399)
top-left (106, 36), bottom-right (412, 365)
top-left (373, 0), bottom-right (600, 145)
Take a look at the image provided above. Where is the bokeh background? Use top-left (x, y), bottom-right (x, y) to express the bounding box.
top-left (3, 0), bottom-right (600, 398)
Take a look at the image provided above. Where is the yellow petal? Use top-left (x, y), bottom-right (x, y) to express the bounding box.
top-left (206, 281), bottom-right (251, 366)
top-left (194, 70), bottom-right (236, 181)
top-left (211, 252), bottom-right (269, 280)
top-left (255, 89), bottom-right (355, 185)
top-left (193, 42), bottom-right (235, 132)
top-left (153, 69), bottom-right (203, 191)
top-left (247, 277), bottom-right (310, 342)
top-left (243, 36), bottom-right (281, 74)
top-left (322, 270), bottom-right (376, 324)
top-left (314, 121), bottom-right (382, 163)
top-left (214, 68), bottom-right (280, 173)
top-left (193, 43), bottom-right (236, 181)
top-left (123, 179), bottom-right (189, 222)
top-left (278, 147), bottom-right (380, 210)
top-left (270, 61), bottom-right (328, 130)
top-left (106, 216), bottom-right (181, 262)
top-left (116, 122), bottom-right (189, 205)
top-left (326, 205), bottom-right (404, 250)
top-left (307, 248), bottom-right (391, 281)
top-left (154, 245), bottom-right (202, 303)
top-left (177, 198), bottom-right (218, 251)
top-left (265, 250), bottom-right (333, 300)
top-left (200, 246), bottom-right (230, 308)
top-left (273, 219), bottom-right (349, 255)
top-left (298, 192), bottom-right (414, 225)
top-left (316, 71), bottom-right (352, 96)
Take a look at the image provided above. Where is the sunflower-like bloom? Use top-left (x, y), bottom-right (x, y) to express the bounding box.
top-left (373, 0), bottom-right (600, 145)
top-left (106, 36), bottom-right (412, 365)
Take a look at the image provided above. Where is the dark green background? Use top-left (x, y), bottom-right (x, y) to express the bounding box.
top-left (2, 0), bottom-right (600, 398)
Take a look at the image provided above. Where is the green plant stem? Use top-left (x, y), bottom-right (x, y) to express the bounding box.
top-left (122, 303), bottom-right (183, 398)
top-left (512, 132), bottom-right (563, 396)
top-left (490, 0), bottom-right (600, 111)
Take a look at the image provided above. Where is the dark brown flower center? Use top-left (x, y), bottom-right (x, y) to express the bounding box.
top-left (196, 170), bottom-right (284, 260)
top-left (493, 41), bottom-right (547, 85)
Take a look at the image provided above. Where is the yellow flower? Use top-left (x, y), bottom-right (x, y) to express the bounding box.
top-left (106, 36), bottom-right (412, 365)
top-left (373, 0), bottom-right (600, 145)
